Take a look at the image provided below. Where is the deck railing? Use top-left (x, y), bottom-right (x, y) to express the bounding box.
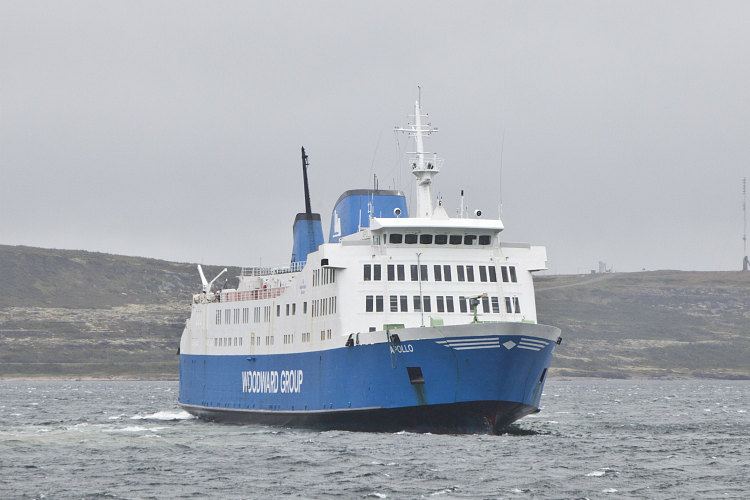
top-left (240, 260), bottom-right (306, 277)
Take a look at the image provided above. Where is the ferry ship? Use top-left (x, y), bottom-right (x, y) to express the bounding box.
top-left (178, 98), bottom-right (562, 433)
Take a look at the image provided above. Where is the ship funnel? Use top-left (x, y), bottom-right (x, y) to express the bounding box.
top-left (291, 147), bottom-right (324, 265)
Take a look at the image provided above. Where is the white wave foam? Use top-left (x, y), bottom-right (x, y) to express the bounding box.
top-left (130, 410), bottom-right (193, 421)
top-left (116, 426), bottom-right (167, 433)
top-left (586, 470), bottom-right (606, 477)
top-left (602, 488), bottom-right (618, 493)
top-left (369, 493), bottom-right (387, 499)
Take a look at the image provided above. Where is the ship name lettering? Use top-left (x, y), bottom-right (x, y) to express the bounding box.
top-left (241, 369), bottom-right (303, 394)
top-left (390, 344), bottom-right (414, 354)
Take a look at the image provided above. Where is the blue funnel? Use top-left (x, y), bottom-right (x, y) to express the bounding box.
top-left (292, 213), bottom-right (324, 265)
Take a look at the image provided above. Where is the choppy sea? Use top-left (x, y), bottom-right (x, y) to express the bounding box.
top-left (0, 379), bottom-right (748, 499)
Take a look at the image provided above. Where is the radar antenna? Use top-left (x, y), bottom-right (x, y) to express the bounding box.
top-left (197, 265), bottom-right (228, 294)
top-left (301, 147), bottom-right (312, 215)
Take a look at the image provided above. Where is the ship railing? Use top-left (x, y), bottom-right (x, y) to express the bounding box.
top-left (219, 287), bottom-right (287, 303)
top-left (240, 261), bottom-right (306, 277)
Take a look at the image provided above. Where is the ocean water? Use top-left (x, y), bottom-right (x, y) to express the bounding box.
top-left (0, 380), bottom-right (747, 499)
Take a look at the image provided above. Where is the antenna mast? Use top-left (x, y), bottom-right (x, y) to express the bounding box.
top-left (395, 90), bottom-right (441, 218)
top-left (743, 177), bottom-right (749, 271)
top-left (301, 147), bottom-right (312, 214)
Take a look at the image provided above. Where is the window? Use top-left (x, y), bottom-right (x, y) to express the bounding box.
top-left (216, 310), bottom-right (221, 325)
top-left (413, 296), bottom-right (422, 311)
top-left (411, 264), bottom-right (419, 281)
top-left (292, 303), bottom-right (296, 315)
top-left (436, 296), bottom-right (445, 313)
top-left (234, 308), bottom-right (240, 323)
top-left (491, 296), bottom-right (500, 313)
top-left (446, 296), bottom-right (455, 313)
top-left (513, 297), bottom-right (521, 313)
top-left (505, 297), bottom-right (513, 313)
top-left (387, 264), bottom-right (395, 281)
top-left (276, 305), bottom-right (280, 317)
top-left (464, 235), bottom-right (477, 245)
top-left (434, 265), bottom-right (442, 281)
top-left (397, 265), bottom-right (405, 281)
top-left (303, 301), bottom-right (307, 314)
top-left (482, 296), bottom-right (490, 314)
top-left (423, 296), bottom-right (431, 312)
top-left (321, 330), bottom-right (326, 341)
top-left (363, 264), bottom-right (371, 281)
top-left (420, 234), bottom-right (433, 244)
top-left (459, 296), bottom-right (468, 313)
top-left (225, 309), bottom-right (231, 323)
top-left (286, 304), bottom-right (290, 316)
top-left (510, 266), bottom-right (518, 283)
top-left (479, 266), bottom-right (488, 282)
top-left (366, 295), bottom-right (374, 312)
top-left (489, 266), bottom-right (497, 282)
top-left (501, 266), bottom-right (509, 282)
top-left (375, 295), bottom-right (384, 312)
top-left (479, 235), bottom-right (491, 245)
top-left (400, 295), bottom-right (408, 312)
top-left (390, 295), bottom-right (398, 312)
top-left (466, 266), bottom-right (475, 282)
top-left (449, 234), bottom-right (462, 245)
top-left (373, 264), bottom-right (382, 281)
top-left (443, 265), bottom-right (452, 281)
top-left (327, 329), bottom-right (332, 340)
top-left (420, 264), bottom-right (428, 281)
top-left (405, 234), bottom-right (418, 244)
top-left (435, 234), bottom-right (448, 245)
top-left (389, 233), bottom-right (403, 244)
top-left (457, 265), bottom-right (465, 282)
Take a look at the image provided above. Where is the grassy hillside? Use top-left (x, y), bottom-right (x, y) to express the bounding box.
top-left (535, 271), bottom-right (750, 379)
top-left (1, 244), bottom-right (748, 379)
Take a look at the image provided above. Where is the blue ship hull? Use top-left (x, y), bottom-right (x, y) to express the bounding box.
top-left (178, 330), bottom-right (557, 434)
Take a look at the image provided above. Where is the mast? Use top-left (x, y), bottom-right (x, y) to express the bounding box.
top-left (301, 146), bottom-right (312, 214)
top-left (395, 92), bottom-right (441, 217)
top-left (744, 177), bottom-right (748, 271)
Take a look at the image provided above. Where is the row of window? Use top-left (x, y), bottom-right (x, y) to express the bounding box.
top-left (364, 264), bottom-right (517, 283)
top-left (313, 268), bottom-right (336, 287)
top-left (312, 296), bottom-right (337, 317)
top-left (214, 337), bottom-right (244, 347)
top-left (381, 233), bottom-right (492, 246)
top-left (365, 294), bottom-right (522, 314)
top-left (213, 331), bottom-right (332, 348)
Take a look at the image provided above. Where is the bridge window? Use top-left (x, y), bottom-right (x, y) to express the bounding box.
top-left (420, 234), bottom-right (433, 244)
top-left (449, 234), bottom-right (462, 245)
top-left (479, 235), bottom-right (491, 245)
top-left (435, 234), bottom-right (448, 245)
top-left (389, 233), bottom-right (403, 244)
top-left (405, 234), bottom-right (418, 244)
top-left (464, 235), bottom-right (477, 245)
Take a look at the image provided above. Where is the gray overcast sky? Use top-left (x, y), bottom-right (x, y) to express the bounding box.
top-left (1, 1), bottom-right (748, 274)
